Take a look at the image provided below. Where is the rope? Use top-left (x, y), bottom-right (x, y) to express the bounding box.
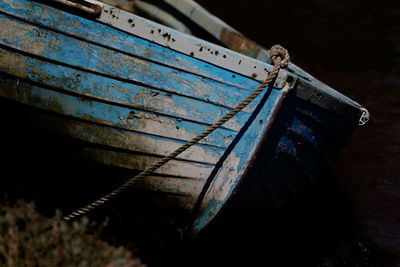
top-left (63, 44), bottom-right (290, 221)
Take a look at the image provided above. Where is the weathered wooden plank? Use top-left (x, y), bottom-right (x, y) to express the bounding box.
top-left (67, 123), bottom-right (222, 165)
top-left (65, 141), bottom-right (213, 190)
top-left (0, 55), bottom-right (238, 149)
top-left (0, 48), bottom-right (241, 135)
top-left (77, 147), bottom-right (214, 179)
top-left (0, 74), bottom-right (236, 148)
top-left (138, 175), bottom-right (204, 196)
top-left (0, 13), bottom-right (263, 116)
top-left (0, 83), bottom-right (225, 165)
top-left (137, 192), bottom-right (195, 211)
top-left (0, 0), bottom-right (260, 90)
top-left (135, 175), bottom-right (205, 210)
top-left (48, 116), bottom-right (223, 165)
top-left (191, 83), bottom-right (288, 235)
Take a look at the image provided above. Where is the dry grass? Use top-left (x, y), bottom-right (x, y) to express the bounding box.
top-left (0, 200), bottom-right (144, 267)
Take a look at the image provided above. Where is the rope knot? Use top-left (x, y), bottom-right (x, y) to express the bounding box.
top-left (270, 44), bottom-right (290, 68)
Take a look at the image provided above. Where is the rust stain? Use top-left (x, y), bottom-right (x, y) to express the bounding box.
top-left (47, 0), bottom-right (102, 18)
top-left (220, 27), bottom-right (264, 59)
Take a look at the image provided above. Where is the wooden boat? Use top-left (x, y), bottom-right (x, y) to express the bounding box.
top-left (0, 0), bottom-right (368, 237)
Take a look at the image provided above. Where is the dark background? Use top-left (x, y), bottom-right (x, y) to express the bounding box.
top-left (193, 0), bottom-right (400, 264)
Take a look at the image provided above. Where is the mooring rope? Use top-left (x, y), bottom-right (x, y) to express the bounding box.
top-left (62, 44), bottom-right (290, 221)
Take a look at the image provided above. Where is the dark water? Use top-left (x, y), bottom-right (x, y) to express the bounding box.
top-left (196, 0), bottom-right (400, 259)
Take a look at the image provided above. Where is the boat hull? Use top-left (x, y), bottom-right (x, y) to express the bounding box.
top-left (0, 0), bottom-right (365, 236)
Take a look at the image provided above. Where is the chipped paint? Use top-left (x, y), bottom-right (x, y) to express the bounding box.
top-left (95, 1), bottom-right (297, 84)
top-left (0, 53), bottom-right (238, 149)
top-left (0, 13), bottom-right (262, 117)
top-left (0, 75), bottom-right (225, 165)
top-left (0, 0), bottom-right (261, 90)
top-left (0, 49), bottom-right (242, 135)
top-left (190, 86), bottom-right (288, 236)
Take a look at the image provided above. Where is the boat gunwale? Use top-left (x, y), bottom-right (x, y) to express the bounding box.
top-left (90, 0), bottom-right (365, 122)
top-left (158, 0), bottom-right (366, 118)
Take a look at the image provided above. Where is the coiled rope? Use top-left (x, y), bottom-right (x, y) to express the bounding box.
top-left (63, 44), bottom-right (290, 221)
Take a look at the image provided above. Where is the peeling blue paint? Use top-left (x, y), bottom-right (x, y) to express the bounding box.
top-left (0, 14), bottom-right (252, 110)
top-left (0, 48), bottom-right (240, 147)
top-left (0, 0), bottom-right (261, 90)
top-left (0, 1), bottom-right (264, 107)
top-left (191, 86), bottom-right (286, 234)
